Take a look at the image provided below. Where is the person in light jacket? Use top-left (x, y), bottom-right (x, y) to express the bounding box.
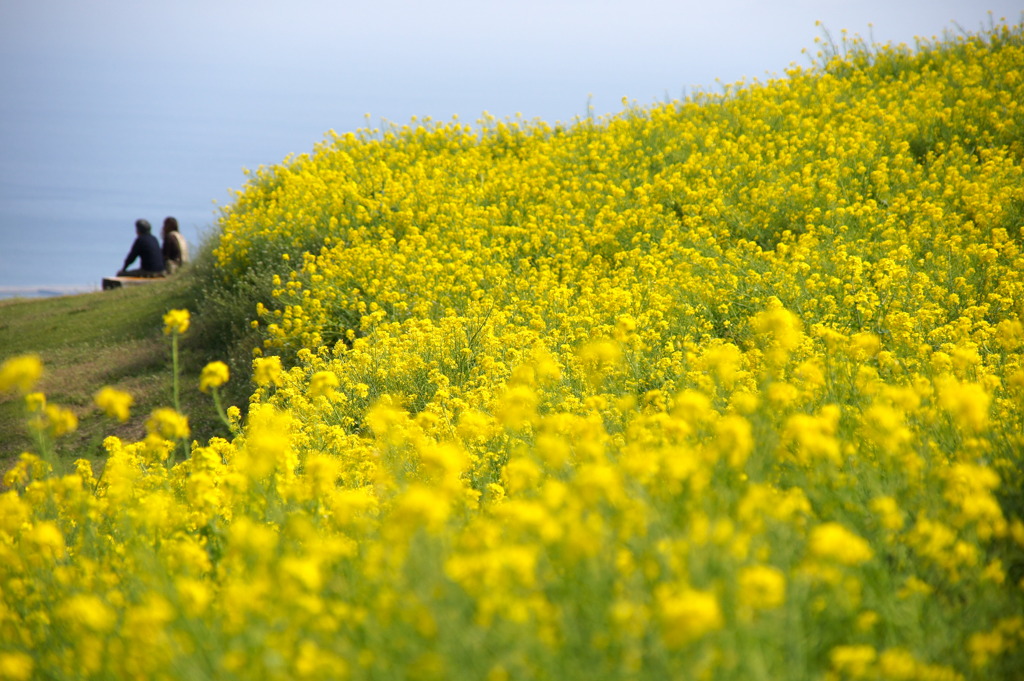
top-left (161, 216), bottom-right (189, 274)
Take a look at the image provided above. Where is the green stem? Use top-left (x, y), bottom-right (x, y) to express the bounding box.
top-left (212, 387), bottom-right (233, 432)
top-left (169, 331), bottom-right (190, 464)
top-left (172, 332), bottom-right (181, 414)
top-left (32, 423), bottom-right (54, 472)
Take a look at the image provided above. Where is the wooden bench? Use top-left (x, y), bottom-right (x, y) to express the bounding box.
top-left (102, 276), bottom-right (166, 290)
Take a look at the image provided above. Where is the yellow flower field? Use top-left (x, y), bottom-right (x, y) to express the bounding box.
top-left (3, 21), bottom-right (1024, 680)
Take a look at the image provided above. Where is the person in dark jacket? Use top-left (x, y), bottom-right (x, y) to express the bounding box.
top-left (117, 219), bottom-right (165, 277)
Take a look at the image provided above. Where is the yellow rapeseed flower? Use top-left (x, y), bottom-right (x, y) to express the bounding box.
top-left (0, 353), bottom-right (43, 394)
top-left (25, 520), bottom-right (66, 561)
top-left (738, 564), bottom-right (786, 610)
top-left (25, 391), bottom-right (46, 412)
top-left (810, 522), bottom-right (874, 565)
top-left (0, 652), bottom-right (34, 681)
top-left (239, 405), bottom-right (292, 479)
top-left (162, 308), bottom-right (191, 335)
top-left (877, 648), bottom-right (918, 679)
top-left (308, 370), bottom-right (340, 399)
top-left (146, 407), bottom-right (190, 440)
top-left (870, 496), bottom-right (905, 532)
top-left (936, 376), bottom-right (990, 433)
top-left (656, 585), bottom-right (724, 648)
top-left (45, 404), bottom-right (78, 437)
top-left (253, 355), bottom-right (284, 387)
top-left (58, 593), bottom-right (117, 633)
top-left (199, 361), bottom-right (230, 393)
top-left (94, 386), bottom-right (134, 422)
top-left (829, 645), bottom-right (877, 678)
top-left (29, 403), bottom-right (78, 437)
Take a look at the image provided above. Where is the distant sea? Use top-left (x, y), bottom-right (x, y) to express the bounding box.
top-left (2, 48), bottom-right (585, 301)
top-left (0, 111), bottom-right (238, 299)
top-left (0, 201), bottom-right (216, 300)
top-left (0, 63), bottom-right (339, 300)
top-left (0, 285), bottom-right (99, 300)
top-left (0, 49), bottom-right (659, 301)
top-left (0, 112), bottom-right (236, 299)
top-left (0, 39), bottom-right (646, 301)
top-left (0, 212), bottom-right (214, 300)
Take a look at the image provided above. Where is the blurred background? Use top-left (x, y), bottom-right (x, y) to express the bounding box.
top-left (1, 0), bottom-right (1018, 296)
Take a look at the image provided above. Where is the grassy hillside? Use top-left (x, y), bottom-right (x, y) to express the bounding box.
top-left (0, 273), bottom-right (241, 471)
top-left (4, 20), bottom-right (1024, 681)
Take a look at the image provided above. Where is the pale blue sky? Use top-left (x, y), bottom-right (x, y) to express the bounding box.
top-left (0, 1), bottom-right (1020, 292)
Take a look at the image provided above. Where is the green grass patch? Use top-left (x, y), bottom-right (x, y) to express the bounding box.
top-left (0, 273), bottom-right (243, 473)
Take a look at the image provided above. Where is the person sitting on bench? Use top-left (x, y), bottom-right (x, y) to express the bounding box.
top-left (161, 216), bottom-right (189, 274)
top-left (117, 219), bottom-right (165, 278)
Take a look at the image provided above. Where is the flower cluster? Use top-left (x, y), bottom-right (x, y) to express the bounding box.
top-left (3, 21), bottom-right (1024, 681)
